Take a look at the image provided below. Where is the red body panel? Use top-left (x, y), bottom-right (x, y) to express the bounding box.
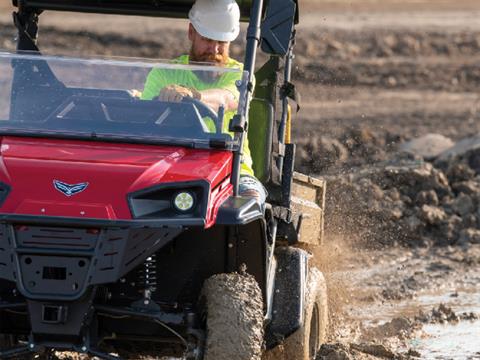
top-left (0, 137), bottom-right (233, 226)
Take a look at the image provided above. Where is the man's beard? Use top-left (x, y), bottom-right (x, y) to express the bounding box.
top-left (190, 48), bottom-right (229, 83)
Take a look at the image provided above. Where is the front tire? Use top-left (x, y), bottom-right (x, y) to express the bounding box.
top-left (283, 267), bottom-right (328, 360)
top-left (201, 272), bottom-right (264, 360)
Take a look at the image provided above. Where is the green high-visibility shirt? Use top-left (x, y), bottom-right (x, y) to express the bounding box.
top-left (141, 55), bottom-right (254, 177)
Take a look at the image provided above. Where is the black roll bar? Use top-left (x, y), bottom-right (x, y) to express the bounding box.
top-left (229, 0), bottom-right (263, 196)
top-left (13, 1), bottom-right (41, 52)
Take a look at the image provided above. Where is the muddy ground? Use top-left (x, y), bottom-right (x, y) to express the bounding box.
top-left (1, 0), bottom-right (480, 358)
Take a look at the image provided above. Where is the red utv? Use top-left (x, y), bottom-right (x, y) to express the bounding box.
top-left (0, 1), bottom-right (328, 359)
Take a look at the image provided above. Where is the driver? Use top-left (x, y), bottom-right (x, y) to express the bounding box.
top-left (141, 0), bottom-right (266, 203)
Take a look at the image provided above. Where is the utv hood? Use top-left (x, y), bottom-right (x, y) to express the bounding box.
top-left (0, 137), bottom-right (233, 222)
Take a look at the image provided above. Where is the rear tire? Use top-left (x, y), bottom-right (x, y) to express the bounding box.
top-left (201, 272), bottom-right (264, 360)
top-left (283, 267), bottom-right (328, 360)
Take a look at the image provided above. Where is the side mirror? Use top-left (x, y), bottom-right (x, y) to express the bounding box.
top-left (260, 0), bottom-right (297, 55)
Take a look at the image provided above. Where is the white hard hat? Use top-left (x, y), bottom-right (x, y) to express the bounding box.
top-left (189, 0), bottom-right (241, 42)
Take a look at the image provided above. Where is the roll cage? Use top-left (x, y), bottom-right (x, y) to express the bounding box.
top-left (11, 0), bottom-right (301, 222)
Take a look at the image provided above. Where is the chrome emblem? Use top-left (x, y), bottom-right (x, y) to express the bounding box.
top-left (53, 180), bottom-right (89, 197)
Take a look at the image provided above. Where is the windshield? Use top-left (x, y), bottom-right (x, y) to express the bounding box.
top-left (0, 52), bottom-right (245, 150)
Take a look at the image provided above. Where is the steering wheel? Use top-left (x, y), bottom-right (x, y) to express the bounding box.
top-left (181, 97), bottom-right (222, 133)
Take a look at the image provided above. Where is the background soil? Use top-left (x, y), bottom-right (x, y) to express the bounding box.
top-left (1, 0), bottom-right (480, 358)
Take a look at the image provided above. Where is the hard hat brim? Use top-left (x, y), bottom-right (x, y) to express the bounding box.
top-left (191, 21), bottom-right (240, 42)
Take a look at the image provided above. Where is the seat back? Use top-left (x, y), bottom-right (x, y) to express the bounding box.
top-left (248, 98), bottom-right (274, 183)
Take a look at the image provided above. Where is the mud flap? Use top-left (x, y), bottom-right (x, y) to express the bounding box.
top-left (265, 247), bottom-right (307, 348)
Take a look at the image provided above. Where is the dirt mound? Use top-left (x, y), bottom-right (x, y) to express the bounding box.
top-left (415, 304), bottom-right (479, 324)
top-left (299, 132), bottom-right (480, 248)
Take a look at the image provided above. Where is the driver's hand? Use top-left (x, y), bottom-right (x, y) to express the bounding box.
top-left (158, 85), bottom-right (201, 102)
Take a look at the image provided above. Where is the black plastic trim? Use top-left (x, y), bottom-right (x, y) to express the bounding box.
top-left (14, 0), bottom-right (258, 22)
top-left (127, 180), bottom-right (210, 220)
top-left (216, 196), bottom-right (263, 225)
top-left (0, 182), bottom-right (11, 208)
top-left (0, 214), bottom-right (204, 228)
top-left (0, 222), bottom-right (184, 301)
top-left (266, 246), bottom-right (308, 348)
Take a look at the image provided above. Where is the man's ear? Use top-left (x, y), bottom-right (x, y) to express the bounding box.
top-left (188, 23), bottom-right (195, 42)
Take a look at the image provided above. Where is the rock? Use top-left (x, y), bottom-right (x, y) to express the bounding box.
top-left (437, 134), bottom-right (480, 160)
top-left (362, 316), bottom-right (418, 346)
top-left (460, 312), bottom-right (479, 321)
top-left (440, 195), bottom-right (455, 215)
top-left (350, 343), bottom-right (395, 359)
top-left (426, 261), bottom-right (453, 272)
top-left (405, 349), bottom-right (421, 358)
top-left (432, 304), bottom-right (459, 323)
top-left (419, 205), bottom-right (446, 225)
top-left (403, 215), bottom-right (423, 232)
top-left (437, 134), bottom-right (480, 173)
top-left (415, 190), bottom-right (439, 206)
top-left (415, 304), bottom-right (460, 324)
top-left (388, 206), bottom-right (403, 220)
top-left (458, 228), bottom-right (480, 244)
top-left (451, 193), bottom-right (474, 216)
top-left (379, 162), bottom-right (451, 199)
top-left (462, 214), bottom-right (477, 228)
top-left (318, 343), bottom-right (353, 360)
top-left (384, 188), bottom-right (401, 201)
top-left (438, 215), bottom-right (462, 244)
top-left (446, 163), bottom-right (476, 182)
top-left (381, 288), bottom-right (413, 301)
top-left (451, 180), bottom-right (480, 196)
top-left (399, 133), bottom-right (454, 160)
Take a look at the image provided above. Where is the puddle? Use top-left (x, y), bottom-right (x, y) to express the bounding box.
top-left (411, 321), bottom-right (480, 359)
top-left (348, 289), bottom-right (480, 358)
top-left (350, 288), bottom-right (479, 322)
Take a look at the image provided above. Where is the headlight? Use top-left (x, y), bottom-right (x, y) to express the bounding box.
top-left (128, 181), bottom-right (208, 219)
top-left (173, 191), bottom-right (195, 212)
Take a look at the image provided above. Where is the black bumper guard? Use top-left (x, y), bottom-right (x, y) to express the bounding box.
top-left (0, 302), bottom-right (198, 360)
top-left (0, 220), bottom-right (184, 301)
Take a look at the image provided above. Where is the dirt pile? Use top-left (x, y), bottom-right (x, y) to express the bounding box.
top-left (296, 128), bottom-right (400, 175)
top-left (415, 303), bottom-right (478, 324)
top-left (308, 132), bottom-right (480, 247)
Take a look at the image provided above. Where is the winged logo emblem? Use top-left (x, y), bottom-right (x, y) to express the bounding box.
top-left (53, 180), bottom-right (89, 197)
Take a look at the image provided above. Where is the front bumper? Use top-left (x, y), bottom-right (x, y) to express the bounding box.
top-left (0, 215), bottom-right (192, 345)
top-left (0, 215), bottom-right (189, 301)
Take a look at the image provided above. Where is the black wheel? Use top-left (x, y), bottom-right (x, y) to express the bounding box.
top-left (283, 267), bottom-right (328, 360)
top-left (201, 272), bottom-right (264, 360)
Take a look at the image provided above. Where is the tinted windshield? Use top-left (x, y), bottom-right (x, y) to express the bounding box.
top-left (0, 52), bottom-right (244, 149)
